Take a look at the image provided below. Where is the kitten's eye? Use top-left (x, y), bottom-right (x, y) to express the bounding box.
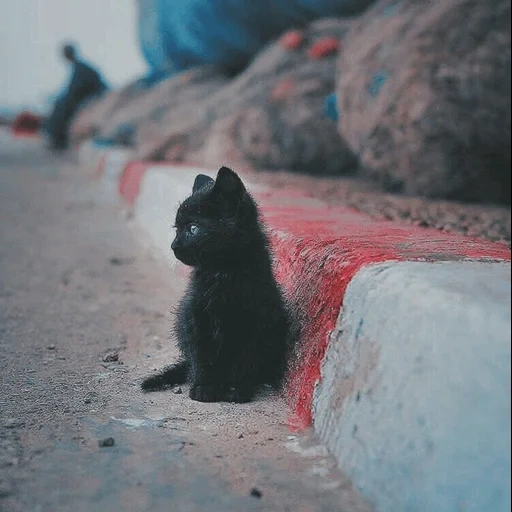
top-left (188, 224), bottom-right (200, 235)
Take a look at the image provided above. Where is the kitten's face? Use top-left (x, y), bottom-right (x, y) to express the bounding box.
top-left (171, 167), bottom-right (258, 268)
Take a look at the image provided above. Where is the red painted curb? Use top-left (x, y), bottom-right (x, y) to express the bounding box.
top-left (112, 160), bottom-right (512, 428)
top-left (119, 161), bottom-right (177, 205)
top-left (118, 161), bottom-right (206, 205)
top-left (119, 162), bottom-right (151, 205)
top-left (261, 203), bottom-right (510, 428)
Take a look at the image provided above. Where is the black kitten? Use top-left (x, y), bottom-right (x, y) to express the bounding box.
top-left (141, 166), bottom-right (292, 403)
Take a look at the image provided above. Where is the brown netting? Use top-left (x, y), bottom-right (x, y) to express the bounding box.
top-left (336, 0), bottom-right (511, 204)
top-left (137, 19), bottom-right (356, 177)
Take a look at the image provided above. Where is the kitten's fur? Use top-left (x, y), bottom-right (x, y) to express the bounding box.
top-left (141, 166), bottom-right (292, 403)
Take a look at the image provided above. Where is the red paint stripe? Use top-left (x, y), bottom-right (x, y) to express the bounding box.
top-left (119, 162), bottom-right (150, 205)
top-left (114, 161), bottom-right (511, 428)
top-left (260, 203), bottom-right (510, 428)
top-left (118, 161), bottom-right (182, 205)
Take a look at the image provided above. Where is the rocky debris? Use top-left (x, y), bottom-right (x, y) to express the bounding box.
top-left (98, 437), bottom-right (115, 448)
top-left (2, 419), bottom-right (24, 430)
top-left (109, 256), bottom-right (135, 266)
top-left (250, 487), bottom-right (263, 499)
top-left (0, 477), bottom-right (13, 497)
top-left (102, 351), bottom-right (120, 363)
top-left (83, 392), bottom-right (100, 404)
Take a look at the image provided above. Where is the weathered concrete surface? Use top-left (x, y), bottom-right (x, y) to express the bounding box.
top-left (0, 131), bottom-right (371, 512)
top-left (314, 261), bottom-right (511, 512)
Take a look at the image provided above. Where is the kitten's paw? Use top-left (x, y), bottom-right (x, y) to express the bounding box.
top-left (225, 387), bottom-right (254, 404)
top-left (189, 384), bottom-right (224, 403)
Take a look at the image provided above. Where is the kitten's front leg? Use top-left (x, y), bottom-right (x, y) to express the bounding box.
top-left (189, 383), bottom-right (227, 402)
top-left (224, 386), bottom-right (255, 404)
top-left (189, 383), bottom-right (254, 403)
top-left (189, 371), bottom-right (255, 403)
top-left (188, 358), bottom-right (230, 402)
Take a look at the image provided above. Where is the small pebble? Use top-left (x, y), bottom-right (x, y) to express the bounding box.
top-left (172, 386), bottom-right (183, 395)
top-left (109, 256), bottom-right (134, 266)
top-left (103, 351), bottom-right (119, 363)
top-left (0, 479), bottom-right (13, 498)
top-left (98, 437), bottom-right (115, 448)
top-left (47, 345), bottom-right (56, 350)
top-left (3, 418), bottom-right (23, 429)
top-left (237, 433), bottom-right (244, 439)
top-left (250, 488), bottom-right (263, 499)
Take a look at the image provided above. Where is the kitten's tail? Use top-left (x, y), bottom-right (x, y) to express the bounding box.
top-left (141, 360), bottom-right (189, 392)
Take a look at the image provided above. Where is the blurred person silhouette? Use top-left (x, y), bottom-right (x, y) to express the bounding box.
top-left (45, 43), bottom-right (107, 150)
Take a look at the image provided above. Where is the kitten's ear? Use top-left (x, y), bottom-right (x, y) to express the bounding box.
top-left (213, 167), bottom-right (246, 198)
top-left (193, 174), bottom-right (214, 194)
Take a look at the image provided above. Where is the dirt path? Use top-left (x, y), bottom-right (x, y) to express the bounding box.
top-left (0, 134), bottom-right (371, 512)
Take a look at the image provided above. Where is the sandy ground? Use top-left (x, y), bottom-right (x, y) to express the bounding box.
top-left (0, 133), bottom-right (372, 512)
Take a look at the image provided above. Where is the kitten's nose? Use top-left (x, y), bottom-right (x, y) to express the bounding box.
top-left (171, 237), bottom-right (179, 251)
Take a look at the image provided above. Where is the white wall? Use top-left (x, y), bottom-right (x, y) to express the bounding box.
top-left (0, 0), bottom-right (147, 110)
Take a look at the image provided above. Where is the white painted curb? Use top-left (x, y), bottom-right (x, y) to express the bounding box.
top-left (102, 148), bottom-right (135, 183)
top-left (314, 261), bottom-right (511, 512)
top-left (133, 166), bottom-right (214, 268)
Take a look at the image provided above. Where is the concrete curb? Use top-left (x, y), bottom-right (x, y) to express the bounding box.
top-left (315, 261), bottom-right (511, 512)
top-left (82, 146), bottom-right (511, 512)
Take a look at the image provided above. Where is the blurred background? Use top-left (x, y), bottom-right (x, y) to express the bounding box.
top-left (0, 0), bottom-right (510, 242)
top-left (0, 0), bottom-right (145, 115)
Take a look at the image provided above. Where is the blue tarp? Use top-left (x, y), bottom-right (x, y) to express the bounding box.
top-left (137, 0), bottom-right (374, 83)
